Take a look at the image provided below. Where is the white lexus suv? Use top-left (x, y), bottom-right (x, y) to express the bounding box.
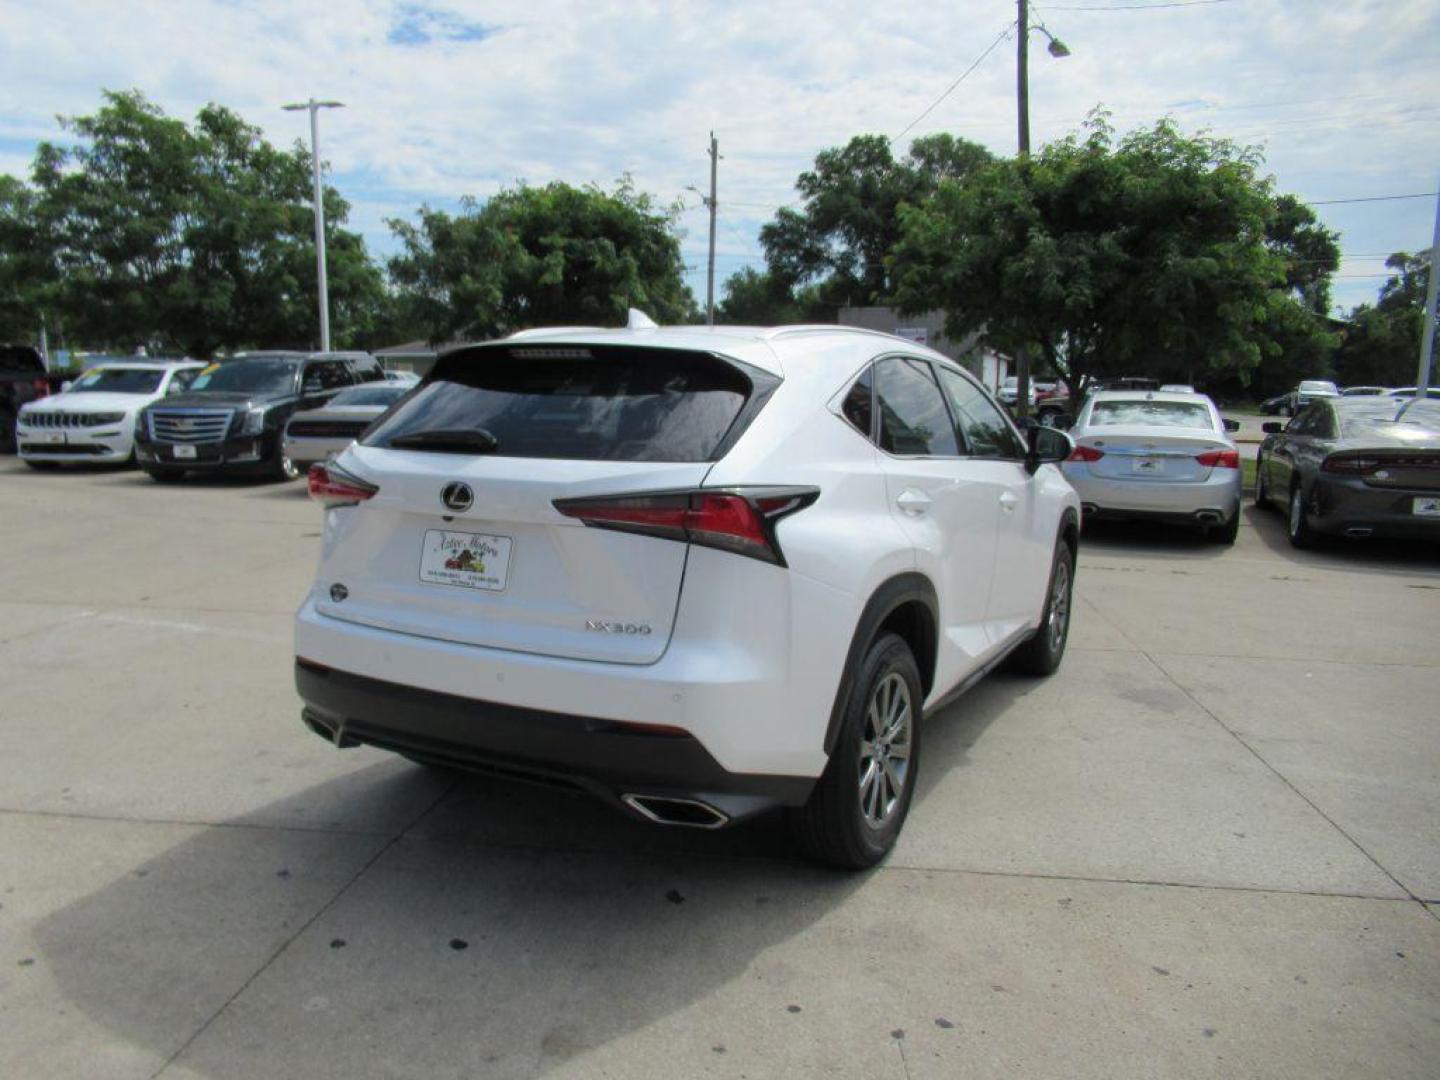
top-left (295, 319), bottom-right (1080, 867)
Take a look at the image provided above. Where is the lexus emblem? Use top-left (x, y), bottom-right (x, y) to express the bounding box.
top-left (441, 482), bottom-right (473, 512)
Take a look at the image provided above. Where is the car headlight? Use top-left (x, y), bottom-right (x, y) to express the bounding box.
top-left (240, 407), bottom-right (267, 436)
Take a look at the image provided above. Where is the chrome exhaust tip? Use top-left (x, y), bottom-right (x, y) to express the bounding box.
top-left (1344, 526), bottom-right (1374, 538)
top-left (621, 794), bottom-right (729, 829)
top-left (1195, 510), bottom-right (1222, 524)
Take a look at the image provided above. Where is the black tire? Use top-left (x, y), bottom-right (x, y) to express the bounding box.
top-left (1287, 484), bottom-right (1316, 549)
top-left (1208, 509), bottom-right (1240, 546)
top-left (790, 633), bottom-right (923, 870)
top-left (0, 409), bottom-right (15, 454)
top-left (144, 466), bottom-right (186, 483)
top-left (1006, 541), bottom-right (1075, 677)
top-left (1254, 456), bottom-right (1271, 509)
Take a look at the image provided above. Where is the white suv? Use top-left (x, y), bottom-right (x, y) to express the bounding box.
top-left (294, 320), bottom-right (1080, 867)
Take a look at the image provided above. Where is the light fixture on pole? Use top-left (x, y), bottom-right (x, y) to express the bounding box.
top-left (282, 98), bottom-right (345, 352)
top-left (1014, 0), bottom-right (1069, 415)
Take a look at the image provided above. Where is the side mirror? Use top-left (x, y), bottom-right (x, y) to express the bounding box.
top-left (302, 379), bottom-right (324, 397)
top-left (1222, 418), bottom-right (1240, 433)
top-left (1261, 422), bottom-right (1283, 435)
top-left (1026, 425), bottom-right (1074, 474)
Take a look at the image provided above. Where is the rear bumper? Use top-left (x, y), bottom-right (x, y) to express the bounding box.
top-left (282, 433), bottom-right (353, 469)
top-left (1062, 466), bottom-right (1241, 523)
top-left (294, 658), bottom-right (814, 826)
top-left (1306, 478), bottom-right (1440, 539)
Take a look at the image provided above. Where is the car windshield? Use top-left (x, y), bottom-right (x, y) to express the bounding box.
top-left (188, 359), bottom-right (299, 395)
top-left (1299, 381), bottom-right (1337, 394)
top-left (330, 385), bottom-right (407, 407)
top-left (1088, 399), bottom-right (1214, 430)
top-left (68, 367), bottom-right (165, 394)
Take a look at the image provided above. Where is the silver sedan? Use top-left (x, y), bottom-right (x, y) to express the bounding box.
top-left (282, 383), bottom-right (409, 473)
top-left (1060, 391), bottom-right (1244, 544)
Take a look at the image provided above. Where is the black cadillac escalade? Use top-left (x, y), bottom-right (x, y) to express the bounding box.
top-left (135, 351), bottom-right (385, 481)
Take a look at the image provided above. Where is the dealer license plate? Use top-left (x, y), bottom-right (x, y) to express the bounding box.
top-left (419, 529), bottom-right (512, 592)
top-left (171, 444), bottom-right (197, 460)
top-left (35, 430), bottom-right (66, 445)
top-left (1414, 496), bottom-right (1440, 517)
top-left (1131, 456), bottom-right (1164, 474)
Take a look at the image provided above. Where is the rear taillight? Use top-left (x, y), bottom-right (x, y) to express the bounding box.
top-left (1067, 445), bottom-right (1104, 462)
top-left (553, 487), bottom-right (819, 566)
top-left (1322, 455), bottom-right (1380, 475)
top-left (1195, 449), bottom-right (1240, 469)
top-left (308, 462), bottom-right (378, 507)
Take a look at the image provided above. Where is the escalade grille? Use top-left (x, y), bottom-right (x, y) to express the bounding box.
top-left (148, 409), bottom-right (234, 444)
top-left (23, 411), bottom-right (124, 428)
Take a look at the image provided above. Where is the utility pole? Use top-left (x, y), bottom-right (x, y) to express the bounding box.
top-left (283, 99), bottom-right (344, 352)
top-left (1415, 185), bottom-right (1440, 400)
top-left (1014, 0), bottom-right (1032, 416)
top-left (706, 132), bottom-right (719, 326)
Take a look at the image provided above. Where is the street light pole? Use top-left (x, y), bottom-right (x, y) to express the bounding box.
top-left (283, 99), bottom-right (344, 352)
top-left (1414, 185), bottom-right (1440, 401)
top-left (706, 132), bottom-right (719, 326)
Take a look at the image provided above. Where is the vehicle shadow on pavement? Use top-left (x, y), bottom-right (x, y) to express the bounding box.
top-left (31, 763), bottom-right (868, 1077)
top-left (1245, 502), bottom-right (1440, 572)
top-left (1076, 518), bottom-right (1232, 559)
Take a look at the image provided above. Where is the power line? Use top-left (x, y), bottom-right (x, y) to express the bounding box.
top-left (1038, 0), bottom-right (1237, 10)
top-left (891, 24), bottom-right (1013, 145)
top-left (1310, 192), bottom-right (1438, 206)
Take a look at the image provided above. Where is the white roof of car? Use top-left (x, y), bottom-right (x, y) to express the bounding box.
top-left (1085, 389), bottom-right (1214, 406)
top-left (489, 322), bottom-right (949, 376)
top-left (82, 359), bottom-right (205, 369)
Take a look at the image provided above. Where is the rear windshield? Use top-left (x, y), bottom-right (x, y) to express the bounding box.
top-left (1340, 402), bottom-right (1440, 437)
top-left (331, 385), bottom-right (407, 407)
top-left (363, 345), bottom-right (766, 462)
top-left (1088, 400), bottom-right (1214, 430)
top-left (1300, 381), bottom-right (1337, 394)
top-left (70, 367), bottom-right (164, 394)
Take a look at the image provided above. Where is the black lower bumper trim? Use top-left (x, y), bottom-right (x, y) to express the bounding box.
top-left (294, 661), bottom-right (814, 826)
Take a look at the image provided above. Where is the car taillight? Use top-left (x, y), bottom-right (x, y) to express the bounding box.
top-left (1322, 454), bottom-right (1388, 474)
top-left (1067, 445), bottom-right (1104, 462)
top-left (1196, 449), bottom-right (1240, 469)
top-left (308, 462), bottom-right (378, 507)
top-left (553, 487), bottom-right (819, 566)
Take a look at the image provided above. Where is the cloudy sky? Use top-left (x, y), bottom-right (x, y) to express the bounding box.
top-left (2, 0), bottom-right (1437, 316)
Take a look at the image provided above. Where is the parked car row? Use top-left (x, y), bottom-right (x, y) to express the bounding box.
top-left (12, 350), bottom-right (420, 481)
top-left (1258, 380), bottom-right (1438, 416)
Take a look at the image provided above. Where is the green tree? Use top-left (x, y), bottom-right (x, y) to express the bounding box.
top-left (1333, 252), bottom-right (1430, 387)
top-left (2, 90), bottom-right (384, 356)
top-left (387, 179), bottom-right (696, 342)
top-left (758, 133), bottom-right (995, 307)
top-left (893, 117), bottom-right (1334, 400)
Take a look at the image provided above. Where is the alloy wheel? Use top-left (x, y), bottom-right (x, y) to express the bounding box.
top-left (1048, 559), bottom-right (1071, 652)
top-left (858, 672), bottom-right (913, 830)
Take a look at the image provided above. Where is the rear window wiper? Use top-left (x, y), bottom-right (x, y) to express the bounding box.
top-left (387, 428), bottom-right (499, 453)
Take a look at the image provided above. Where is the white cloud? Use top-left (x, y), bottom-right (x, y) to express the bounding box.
top-left (1, 0), bottom-right (1436, 312)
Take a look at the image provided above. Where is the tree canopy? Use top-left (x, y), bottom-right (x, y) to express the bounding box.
top-left (0, 90), bottom-right (385, 357)
top-left (892, 117), bottom-right (1340, 400)
top-left (387, 179), bottom-right (696, 342)
top-left (1333, 252), bottom-right (1431, 388)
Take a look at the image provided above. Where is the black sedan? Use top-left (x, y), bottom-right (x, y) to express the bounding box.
top-left (1255, 397), bottom-right (1440, 547)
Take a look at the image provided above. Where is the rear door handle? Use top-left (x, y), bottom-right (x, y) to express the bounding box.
top-left (896, 489), bottom-right (932, 516)
top-left (999, 491), bottom-right (1019, 513)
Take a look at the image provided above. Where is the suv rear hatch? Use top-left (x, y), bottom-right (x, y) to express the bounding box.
top-left (312, 342), bottom-right (777, 665)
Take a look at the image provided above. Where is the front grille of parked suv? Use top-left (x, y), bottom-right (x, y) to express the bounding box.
top-left (24, 411), bottom-right (125, 428)
top-left (148, 409), bottom-right (234, 444)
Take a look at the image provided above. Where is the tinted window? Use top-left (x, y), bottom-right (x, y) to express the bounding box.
top-left (937, 367), bottom-right (1023, 458)
top-left (168, 369), bottom-right (200, 393)
top-left (874, 357), bottom-right (960, 456)
top-left (1089, 399), bottom-right (1214, 430)
top-left (331, 385), bottom-right (408, 408)
top-left (841, 367), bottom-right (873, 438)
top-left (364, 346), bottom-right (761, 462)
top-left (305, 361), bottom-right (352, 390)
top-left (189, 359), bottom-right (300, 394)
top-left (69, 368), bottom-right (164, 394)
top-left (348, 356), bottom-right (385, 383)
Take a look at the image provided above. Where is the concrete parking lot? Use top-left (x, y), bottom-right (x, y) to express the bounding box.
top-left (1, 459), bottom-right (1437, 1079)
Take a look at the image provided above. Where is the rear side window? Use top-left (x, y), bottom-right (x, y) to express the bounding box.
top-left (1089, 399), bottom-right (1214, 430)
top-left (936, 367), bottom-right (1024, 458)
top-left (841, 367), bottom-right (874, 438)
top-left (874, 356), bottom-right (960, 456)
top-left (363, 345), bottom-right (770, 462)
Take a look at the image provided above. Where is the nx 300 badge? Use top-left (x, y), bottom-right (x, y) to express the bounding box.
top-left (586, 620), bottom-right (652, 635)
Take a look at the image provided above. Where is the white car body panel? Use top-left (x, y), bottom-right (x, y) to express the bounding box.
top-left (296, 325), bottom-right (1080, 787)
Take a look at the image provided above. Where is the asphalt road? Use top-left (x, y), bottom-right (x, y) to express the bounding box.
top-left (1, 459), bottom-right (1438, 1080)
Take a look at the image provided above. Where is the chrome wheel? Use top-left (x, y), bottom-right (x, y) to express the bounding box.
top-left (858, 671), bottom-right (913, 830)
top-left (1047, 558), bottom-right (1071, 652)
